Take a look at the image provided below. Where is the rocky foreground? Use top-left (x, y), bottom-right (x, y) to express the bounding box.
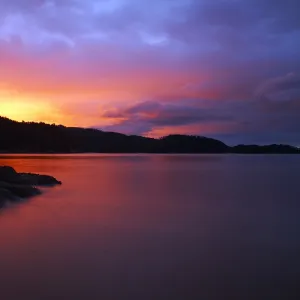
top-left (0, 166), bottom-right (61, 207)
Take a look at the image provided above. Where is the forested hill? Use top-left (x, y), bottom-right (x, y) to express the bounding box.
top-left (0, 116), bottom-right (299, 154)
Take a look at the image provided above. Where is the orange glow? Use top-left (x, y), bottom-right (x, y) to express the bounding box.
top-left (0, 98), bottom-right (112, 128)
top-left (147, 122), bottom-right (236, 138)
top-left (0, 100), bottom-right (54, 123)
top-left (0, 46), bottom-right (225, 136)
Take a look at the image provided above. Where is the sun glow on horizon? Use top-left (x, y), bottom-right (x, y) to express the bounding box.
top-left (0, 91), bottom-right (61, 124)
top-left (0, 90), bottom-right (117, 128)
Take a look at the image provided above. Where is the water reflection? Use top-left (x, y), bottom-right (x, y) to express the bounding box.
top-left (0, 154), bottom-right (300, 299)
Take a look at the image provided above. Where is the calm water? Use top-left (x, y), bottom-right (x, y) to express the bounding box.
top-left (0, 154), bottom-right (300, 300)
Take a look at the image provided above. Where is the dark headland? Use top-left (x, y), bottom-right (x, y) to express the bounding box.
top-left (0, 116), bottom-right (299, 154)
top-left (0, 166), bottom-right (61, 207)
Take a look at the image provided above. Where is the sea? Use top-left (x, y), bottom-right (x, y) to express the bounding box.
top-left (0, 154), bottom-right (300, 300)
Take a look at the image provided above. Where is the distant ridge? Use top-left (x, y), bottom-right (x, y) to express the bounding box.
top-left (0, 116), bottom-right (299, 154)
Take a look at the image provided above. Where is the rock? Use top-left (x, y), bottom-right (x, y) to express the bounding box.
top-left (0, 181), bottom-right (41, 198)
top-left (0, 166), bottom-right (61, 205)
top-left (19, 173), bottom-right (62, 186)
top-left (0, 187), bottom-right (18, 200)
top-left (0, 166), bottom-right (61, 186)
top-left (0, 166), bottom-right (20, 183)
top-left (0, 188), bottom-right (18, 207)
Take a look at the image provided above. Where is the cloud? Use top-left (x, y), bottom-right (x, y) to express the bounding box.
top-left (255, 73), bottom-right (300, 101)
top-left (99, 100), bottom-right (238, 135)
top-left (0, 0), bottom-right (300, 144)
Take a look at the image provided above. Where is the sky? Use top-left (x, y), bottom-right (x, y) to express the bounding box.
top-left (0, 0), bottom-right (300, 145)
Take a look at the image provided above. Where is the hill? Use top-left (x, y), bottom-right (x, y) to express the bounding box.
top-left (0, 116), bottom-right (299, 154)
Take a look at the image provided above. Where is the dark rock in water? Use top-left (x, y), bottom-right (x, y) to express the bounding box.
top-left (0, 188), bottom-right (16, 200)
top-left (0, 166), bottom-right (20, 183)
top-left (0, 166), bottom-right (61, 186)
top-left (0, 188), bottom-right (18, 207)
top-left (19, 173), bottom-right (62, 186)
top-left (0, 165), bottom-right (61, 205)
top-left (0, 181), bottom-right (41, 198)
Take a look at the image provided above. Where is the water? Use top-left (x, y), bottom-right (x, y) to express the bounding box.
top-left (0, 154), bottom-right (300, 300)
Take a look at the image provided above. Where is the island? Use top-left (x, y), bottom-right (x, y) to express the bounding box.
top-left (0, 116), bottom-right (299, 154)
top-left (0, 166), bottom-right (62, 207)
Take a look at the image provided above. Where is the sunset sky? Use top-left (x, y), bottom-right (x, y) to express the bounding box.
top-left (0, 0), bottom-right (299, 144)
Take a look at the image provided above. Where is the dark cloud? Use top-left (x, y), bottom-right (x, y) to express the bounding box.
top-left (100, 100), bottom-right (240, 135)
top-left (104, 100), bottom-right (233, 124)
top-left (255, 73), bottom-right (300, 101)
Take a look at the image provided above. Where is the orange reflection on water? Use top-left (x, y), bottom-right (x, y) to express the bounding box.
top-left (1, 154), bottom-right (299, 299)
